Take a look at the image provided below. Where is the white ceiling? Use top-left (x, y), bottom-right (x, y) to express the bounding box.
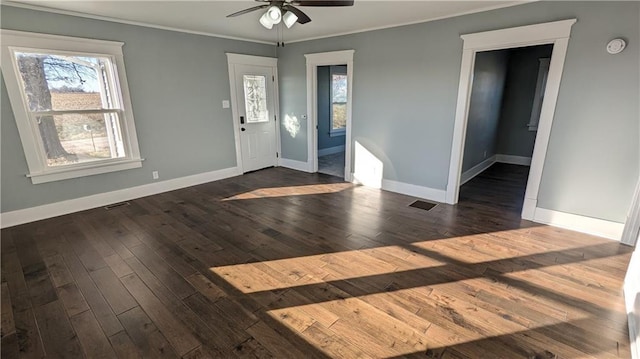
top-left (5, 1), bottom-right (527, 44)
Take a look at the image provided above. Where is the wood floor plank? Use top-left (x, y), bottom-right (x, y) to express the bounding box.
top-left (12, 308), bottom-right (45, 359)
top-left (42, 254), bottom-right (75, 288)
top-left (129, 243), bottom-right (196, 299)
top-left (181, 292), bottom-right (253, 351)
top-left (33, 300), bottom-right (84, 358)
top-left (64, 226), bottom-right (110, 273)
top-left (120, 273), bottom-right (201, 357)
top-left (109, 330), bottom-right (143, 359)
top-left (125, 256), bottom-right (237, 357)
top-left (0, 165), bottom-right (632, 358)
top-left (1, 333), bottom-right (19, 359)
top-left (70, 309), bottom-right (118, 359)
top-left (63, 251), bottom-right (125, 336)
top-left (90, 266), bottom-right (138, 315)
top-left (117, 306), bottom-right (179, 359)
top-left (301, 321), bottom-right (368, 358)
top-left (185, 273), bottom-right (227, 303)
top-left (245, 320), bottom-right (311, 359)
top-left (1, 232), bottom-right (22, 277)
top-left (1, 282), bottom-right (16, 338)
top-left (58, 282), bottom-right (91, 317)
top-left (104, 254), bottom-right (134, 278)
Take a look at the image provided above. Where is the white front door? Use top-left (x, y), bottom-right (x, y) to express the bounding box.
top-left (233, 64), bottom-right (277, 173)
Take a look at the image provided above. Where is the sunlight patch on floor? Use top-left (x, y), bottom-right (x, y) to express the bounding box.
top-left (210, 244), bottom-right (449, 294)
top-left (210, 227), bottom-right (626, 297)
top-left (221, 183), bottom-right (353, 201)
top-left (262, 281), bottom-right (593, 358)
top-left (206, 230), bottom-right (621, 357)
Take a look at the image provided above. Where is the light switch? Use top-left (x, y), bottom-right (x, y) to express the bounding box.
top-left (222, 100), bottom-right (230, 109)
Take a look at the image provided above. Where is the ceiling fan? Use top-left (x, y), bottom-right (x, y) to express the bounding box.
top-left (227, 0), bottom-right (355, 29)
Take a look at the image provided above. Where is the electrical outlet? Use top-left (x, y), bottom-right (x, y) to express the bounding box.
top-left (152, 171), bottom-right (159, 180)
top-left (483, 151), bottom-right (487, 158)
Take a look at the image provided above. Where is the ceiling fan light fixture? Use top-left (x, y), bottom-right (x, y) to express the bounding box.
top-left (266, 6), bottom-right (282, 24)
top-left (259, 12), bottom-right (274, 29)
top-left (283, 11), bottom-right (298, 28)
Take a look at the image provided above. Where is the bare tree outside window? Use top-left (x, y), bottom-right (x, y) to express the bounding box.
top-left (331, 73), bottom-right (347, 130)
top-left (15, 52), bottom-right (124, 166)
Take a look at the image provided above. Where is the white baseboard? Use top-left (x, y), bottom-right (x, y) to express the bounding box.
top-left (318, 145), bottom-right (345, 157)
top-left (0, 166), bottom-right (241, 229)
top-left (532, 207), bottom-right (625, 241)
top-left (461, 155), bottom-right (496, 185)
top-left (381, 179), bottom-right (447, 203)
top-left (495, 154), bottom-right (532, 166)
top-left (459, 154), bottom-right (532, 187)
top-left (279, 158), bottom-right (312, 173)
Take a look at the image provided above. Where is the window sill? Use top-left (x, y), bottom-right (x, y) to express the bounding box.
top-left (27, 158), bottom-right (143, 184)
top-left (330, 130), bottom-right (346, 137)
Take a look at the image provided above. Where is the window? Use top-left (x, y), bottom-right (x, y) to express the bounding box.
top-left (1, 30), bottom-right (142, 184)
top-left (243, 75), bottom-right (269, 123)
top-left (330, 69), bottom-right (347, 136)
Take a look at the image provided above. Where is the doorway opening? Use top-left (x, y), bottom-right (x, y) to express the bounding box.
top-left (458, 44), bottom-right (553, 214)
top-left (316, 65), bottom-right (347, 177)
top-left (445, 19), bottom-right (576, 221)
top-left (305, 50), bottom-right (354, 181)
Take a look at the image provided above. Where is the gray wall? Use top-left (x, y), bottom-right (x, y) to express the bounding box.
top-left (462, 50), bottom-right (509, 172)
top-left (497, 45), bottom-right (554, 157)
top-left (2, 2), bottom-right (638, 225)
top-left (1, 5), bottom-right (274, 212)
top-left (278, 1), bottom-right (639, 223)
top-left (317, 65), bottom-right (346, 151)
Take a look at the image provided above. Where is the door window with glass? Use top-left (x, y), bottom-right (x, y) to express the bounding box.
top-left (243, 75), bottom-right (269, 123)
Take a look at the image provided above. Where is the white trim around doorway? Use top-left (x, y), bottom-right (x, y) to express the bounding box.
top-left (305, 50), bottom-right (355, 181)
top-left (444, 19), bottom-right (577, 222)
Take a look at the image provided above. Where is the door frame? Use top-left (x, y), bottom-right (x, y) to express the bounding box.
top-left (622, 178), bottom-right (640, 246)
top-left (226, 53), bottom-right (281, 173)
top-left (445, 19), bottom-right (576, 221)
top-left (305, 50), bottom-right (354, 180)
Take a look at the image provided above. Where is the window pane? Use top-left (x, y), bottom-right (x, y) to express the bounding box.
top-left (332, 103), bottom-right (347, 130)
top-left (36, 113), bottom-right (124, 167)
top-left (15, 51), bottom-right (112, 111)
top-left (332, 74), bottom-right (347, 103)
top-left (243, 75), bottom-right (269, 123)
top-left (331, 73), bottom-right (347, 130)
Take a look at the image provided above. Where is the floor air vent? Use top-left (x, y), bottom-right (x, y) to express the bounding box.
top-left (104, 202), bottom-right (130, 210)
top-left (409, 200), bottom-right (437, 211)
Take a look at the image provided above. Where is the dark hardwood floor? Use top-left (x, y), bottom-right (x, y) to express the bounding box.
top-left (0, 165), bottom-right (633, 358)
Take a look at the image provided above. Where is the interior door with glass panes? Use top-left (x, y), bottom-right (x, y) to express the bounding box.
top-left (234, 64), bottom-right (277, 173)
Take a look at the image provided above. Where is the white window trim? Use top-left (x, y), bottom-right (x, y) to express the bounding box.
top-left (329, 67), bottom-right (347, 137)
top-left (1, 30), bottom-right (143, 184)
